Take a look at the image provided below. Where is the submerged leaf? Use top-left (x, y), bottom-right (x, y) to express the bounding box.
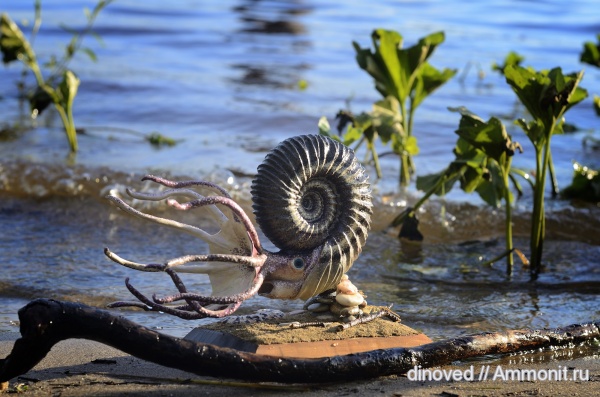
top-left (398, 211), bottom-right (423, 241)
top-left (561, 162), bottom-right (600, 203)
top-left (29, 87), bottom-right (52, 116)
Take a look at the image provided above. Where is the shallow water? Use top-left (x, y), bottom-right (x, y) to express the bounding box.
top-left (1, 0), bottom-right (599, 340)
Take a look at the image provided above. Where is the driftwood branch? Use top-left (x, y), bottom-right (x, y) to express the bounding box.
top-left (1, 299), bottom-right (599, 383)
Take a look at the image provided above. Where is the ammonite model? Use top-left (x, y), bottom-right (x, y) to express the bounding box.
top-left (104, 134), bottom-right (372, 319)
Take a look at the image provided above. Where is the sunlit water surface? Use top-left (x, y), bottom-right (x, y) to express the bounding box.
top-left (0, 0), bottom-right (599, 342)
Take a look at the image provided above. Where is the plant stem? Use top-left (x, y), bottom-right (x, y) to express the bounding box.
top-left (548, 151), bottom-right (559, 198)
top-left (530, 124), bottom-right (555, 277)
top-left (372, 145), bottom-right (382, 179)
top-left (399, 100), bottom-right (409, 186)
top-left (502, 157), bottom-right (514, 275)
top-left (56, 103), bottom-right (78, 152)
top-left (391, 166), bottom-right (465, 227)
top-left (530, 148), bottom-right (544, 277)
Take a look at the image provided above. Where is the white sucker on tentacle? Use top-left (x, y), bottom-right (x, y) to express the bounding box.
top-left (104, 134), bottom-right (372, 319)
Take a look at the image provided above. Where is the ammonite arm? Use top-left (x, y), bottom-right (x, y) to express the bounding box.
top-left (105, 177), bottom-right (266, 318)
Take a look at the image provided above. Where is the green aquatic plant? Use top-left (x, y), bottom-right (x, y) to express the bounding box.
top-left (0, 0), bottom-right (111, 153)
top-left (493, 51), bottom-right (571, 197)
top-left (492, 51), bottom-right (525, 75)
top-left (350, 29), bottom-right (457, 186)
top-left (392, 108), bottom-right (524, 273)
top-left (580, 34), bottom-right (600, 116)
top-left (580, 34), bottom-right (600, 68)
top-left (561, 162), bottom-right (600, 203)
top-left (504, 65), bottom-right (587, 276)
top-left (319, 96), bottom-right (405, 179)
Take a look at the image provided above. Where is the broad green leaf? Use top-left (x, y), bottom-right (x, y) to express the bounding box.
top-left (474, 161), bottom-right (506, 207)
top-left (506, 65), bottom-right (587, 146)
top-left (504, 65), bottom-right (548, 126)
top-left (515, 118), bottom-right (545, 148)
top-left (372, 96), bottom-right (403, 143)
top-left (353, 40), bottom-right (390, 98)
top-left (475, 179), bottom-right (502, 207)
top-left (580, 34), bottom-right (600, 68)
top-left (492, 51), bottom-right (525, 74)
top-left (416, 169), bottom-right (458, 196)
top-left (353, 29), bottom-right (451, 105)
top-left (452, 109), bottom-right (513, 162)
top-left (412, 63), bottom-right (457, 108)
top-left (405, 31), bottom-right (445, 72)
top-left (353, 112), bottom-right (373, 131)
top-left (351, 113), bottom-right (373, 143)
top-left (594, 95), bottom-right (600, 117)
top-left (459, 165), bottom-right (485, 194)
top-left (343, 125), bottom-right (363, 145)
top-left (373, 29), bottom-right (402, 99)
top-left (0, 13), bottom-right (35, 65)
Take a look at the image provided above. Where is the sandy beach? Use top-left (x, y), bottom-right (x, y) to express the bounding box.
top-left (1, 331), bottom-right (598, 396)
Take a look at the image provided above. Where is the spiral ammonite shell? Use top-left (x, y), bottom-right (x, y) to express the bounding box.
top-left (251, 134), bottom-right (372, 298)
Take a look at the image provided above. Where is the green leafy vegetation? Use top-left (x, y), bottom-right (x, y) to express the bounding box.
top-left (580, 34), bottom-right (600, 68)
top-left (320, 30), bottom-right (597, 277)
top-left (580, 34), bottom-right (600, 116)
top-left (321, 29), bottom-right (456, 186)
top-left (392, 108), bottom-right (524, 273)
top-left (505, 65), bottom-right (587, 276)
top-left (492, 51), bottom-right (525, 74)
top-left (146, 132), bottom-right (177, 147)
top-left (0, 0), bottom-right (111, 152)
top-left (561, 162), bottom-right (600, 203)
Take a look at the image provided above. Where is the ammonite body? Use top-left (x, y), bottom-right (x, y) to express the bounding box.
top-left (105, 134), bottom-right (373, 318)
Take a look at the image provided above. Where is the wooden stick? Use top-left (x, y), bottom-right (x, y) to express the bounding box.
top-left (1, 299), bottom-right (598, 384)
top-left (336, 309), bottom-right (387, 331)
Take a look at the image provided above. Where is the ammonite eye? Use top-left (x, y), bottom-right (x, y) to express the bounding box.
top-left (292, 258), bottom-right (305, 269)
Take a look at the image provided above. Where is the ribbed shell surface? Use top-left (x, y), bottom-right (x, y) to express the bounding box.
top-left (251, 134), bottom-right (372, 298)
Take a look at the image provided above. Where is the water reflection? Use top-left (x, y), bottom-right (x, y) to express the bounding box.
top-left (233, 0), bottom-right (311, 34)
top-left (230, 0), bottom-right (311, 100)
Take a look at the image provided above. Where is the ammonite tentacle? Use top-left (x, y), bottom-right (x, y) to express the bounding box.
top-left (251, 134), bottom-right (372, 299)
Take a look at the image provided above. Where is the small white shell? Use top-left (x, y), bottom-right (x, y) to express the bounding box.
top-left (335, 292), bottom-right (365, 307)
top-left (336, 274), bottom-right (358, 294)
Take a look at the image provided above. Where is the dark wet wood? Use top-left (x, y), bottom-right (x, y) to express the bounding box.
top-left (1, 299), bottom-right (599, 383)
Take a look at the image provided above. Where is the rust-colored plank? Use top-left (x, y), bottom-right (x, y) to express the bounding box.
top-left (256, 334), bottom-right (432, 358)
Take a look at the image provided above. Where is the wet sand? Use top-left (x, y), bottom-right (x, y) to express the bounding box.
top-left (1, 332), bottom-right (598, 396)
